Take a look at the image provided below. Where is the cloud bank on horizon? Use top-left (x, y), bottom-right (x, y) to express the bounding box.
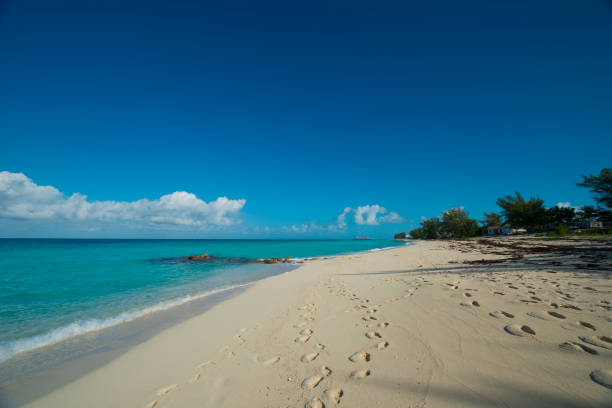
top-left (0, 171), bottom-right (406, 236)
top-left (0, 171), bottom-right (246, 228)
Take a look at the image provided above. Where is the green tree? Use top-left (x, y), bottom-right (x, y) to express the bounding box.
top-left (547, 206), bottom-right (575, 225)
top-left (496, 192), bottom-right (548, 232)
top-left (394, 232), bottom-right (407, 239)
top-left (409, 228), bottom-right (425, 239)
top-left (482, 211), bottom-right (502, 227)
top-left (577, 167), bottom-right (612, 221)
top-left (441, 208), bottom-right (478, 238)
top-left (420, 217), bottom-right (442, 239)
top-left (576, 205), bottom-right (597, 222)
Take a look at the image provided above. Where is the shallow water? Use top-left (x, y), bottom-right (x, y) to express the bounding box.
top-left (0, 239), bottom-right (403, 364)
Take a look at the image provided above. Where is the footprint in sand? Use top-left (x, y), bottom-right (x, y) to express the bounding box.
top-left (377, 341), bottom-right (389, 350)
top-left (362, 316), bottom-right (377, 321)
top-left (263, 356), bottom-right (280, 366)
top-left (590, 369), bottom-right (612, 389)
top-left (301, 328), bottom-right (314, 336)
top-left (321, 365), bottom-right (332, 376)
top-left (295, 322), bottom-right (308, 328)
top-left (579, 321), bottom-right (596, 330)
top-left (296, 335), bottom-right (312, 343)
top-left (490, 311), bottom-right (514, 319)
top-left (188, 373), bottom-right (201, 384)
top-left (471, 301), bottom-right (480, 307)
top-left (559, 341), bottom-right (599, 355)
top-left (526, 311), bottom-right (550, 321)
top-left (579, 335), bottom-right (612, 350)
top-left (145, 402), bottom-right (157, 408)
top-left (366, 331), bottom-right (382, 339)
top-left (156, 384), bottom-right (178, 396)
top-left (463, 292), bottom-right (472, 298)
top-left (301, 352), bottom-right (319, 363)
top-left (349, 351), bottom-right (371, 362)
top-left (546, 311), bottom-right (566, 319)
top-left (301, 375), bottom-right (324, 390)
top-left (304, 397), bottom-right (324, 408)
top-left (195, 361), bottom-right (214, 370)
top-left (378, 322), bottom-right (389, 328)
top-left (315, 343), bottom-right (326, 351)
top-left (350, 369), bottom-right (371, 380)
top-left (504, 324), bottom-right (536, 337)
top-left (323, 388), bottom-right (344, 405)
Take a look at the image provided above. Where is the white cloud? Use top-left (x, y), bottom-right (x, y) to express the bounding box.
top-left (286, 221), bottom-right (324, 234)
top-left (556, 202), bottom-right (571, 208)
top-left (354, 205), bottom-right (386, 225)
top-left (336, 207), bottom-right (352, 229)
top-left (379, 211), bottom-right (404, 223)
top-left (0, 171), bottom-right (246, 228)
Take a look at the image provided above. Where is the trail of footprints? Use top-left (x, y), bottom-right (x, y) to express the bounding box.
top-left (295, 300), bottom-right (344, 407)
top-left (445, 269), bottom-right (612, 390)
top-left (144, 322), bottom-right (283, 408)
top-left (300, 278), bottom-right (394, 408)
top-left (143, 267), bottom-right (609, 407)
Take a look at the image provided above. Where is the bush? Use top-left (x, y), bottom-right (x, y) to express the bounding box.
top-left (555, 225), bottom-right (569, 236)
top-left (546, 225), bottom-right (569, 237)
top-left (409, 228), bottom-right (425, 239)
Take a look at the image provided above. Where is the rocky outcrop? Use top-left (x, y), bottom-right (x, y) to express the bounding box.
top-left (180, 254), bottom-right (296, 265)
top-left (188, 253), bottom-right (210, 261)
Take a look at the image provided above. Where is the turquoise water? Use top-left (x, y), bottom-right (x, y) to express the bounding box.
top-left (0, 239), bottom-right (403, 363)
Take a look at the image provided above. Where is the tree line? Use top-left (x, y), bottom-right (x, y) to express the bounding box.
top-left (394, 167), bottom-right (611, 240)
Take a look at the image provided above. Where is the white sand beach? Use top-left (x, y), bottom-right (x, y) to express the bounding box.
top-left (22, 237), bottom-right (612, 408)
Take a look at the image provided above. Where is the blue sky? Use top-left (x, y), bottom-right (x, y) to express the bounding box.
top-left (1, 0), bottom-right (611, 238)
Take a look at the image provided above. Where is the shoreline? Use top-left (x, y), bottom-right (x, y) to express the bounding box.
top-left (6, 237), bottom-right (612, 407)
top-left (1, 242), bottom-right (406, 367)
top-left (0, 284), bottom-right (250, 407)
top-left (0, 242), bottom-right (407, 406)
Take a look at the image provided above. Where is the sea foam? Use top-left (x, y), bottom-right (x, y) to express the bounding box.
top-left (0, 283), bottom-right (248, 363)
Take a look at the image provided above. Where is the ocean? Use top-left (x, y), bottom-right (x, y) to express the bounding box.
top-left (0, 239), bottom-right (404, 366)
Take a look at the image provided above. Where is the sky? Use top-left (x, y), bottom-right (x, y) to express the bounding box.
top-left (0, 0), bottom-right (611, 238)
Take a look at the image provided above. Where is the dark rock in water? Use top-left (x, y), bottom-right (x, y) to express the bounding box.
top-left (157, 253), bottom-right (290, 266)
top-left (188, 253), bottom-right (210, 261)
